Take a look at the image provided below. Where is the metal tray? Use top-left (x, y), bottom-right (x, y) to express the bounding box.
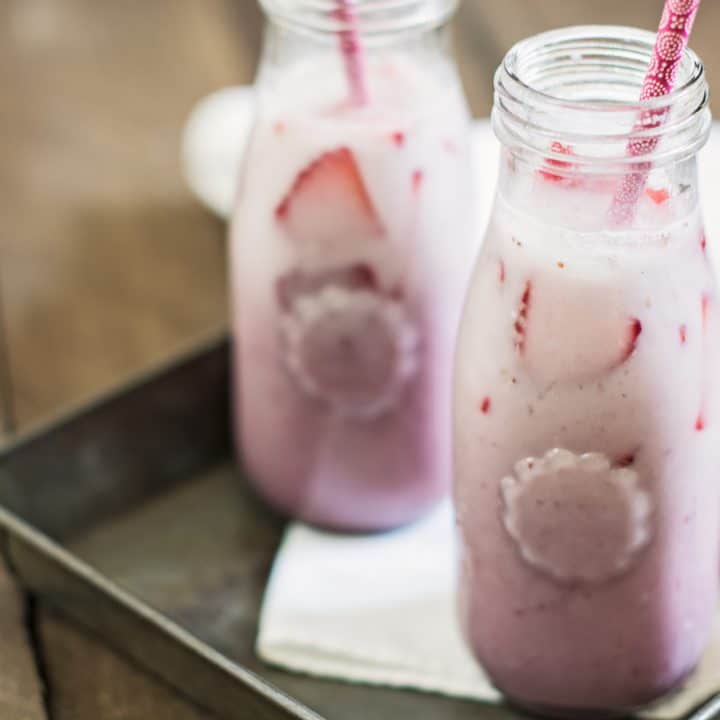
top-left (0, 333), bottom-right (717, 720)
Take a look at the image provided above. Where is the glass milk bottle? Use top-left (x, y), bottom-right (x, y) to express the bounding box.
top-left (230, 0), bottom-right (475, 530)
top-left (454, 26), bottom-right (718, 716)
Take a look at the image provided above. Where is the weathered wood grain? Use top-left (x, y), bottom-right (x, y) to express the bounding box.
top-left (0, 565), bottom-right (46, 720)
top-left (39, 609), bottom-right (214, 720)
top-left (0, 0), bottom-right (261, 428)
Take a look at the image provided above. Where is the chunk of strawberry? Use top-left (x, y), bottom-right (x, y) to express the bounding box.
top-left (645, 187), bottom-right (670, 204)
top-left (617, 452), bottom-right (636, 467)
top-left (275, 147), bottom-right (384, 247)
top-left (516, 275), bottom-right (642, 384)
top-left (538, 142), bottom-right (575, 183)
top-left (617, 318), bottom-right (643, 365)
top-left (513, 282), bottom-right (532, 353)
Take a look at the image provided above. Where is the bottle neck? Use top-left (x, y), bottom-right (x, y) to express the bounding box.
top-left (493, 26), bottom-right (710, 179)
top-left (495, 148), bottom-right (701, 234)
top-left (256, 0), bottom-right (461, 113)
top-left (259, 0), bottom-right (458, 41)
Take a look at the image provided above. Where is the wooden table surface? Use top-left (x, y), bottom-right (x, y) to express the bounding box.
top-left (2, 1), bottom-right (719, 717)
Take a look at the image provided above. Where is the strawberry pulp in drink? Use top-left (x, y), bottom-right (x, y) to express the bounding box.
top-left (455, 170), bottom-right (720, 711)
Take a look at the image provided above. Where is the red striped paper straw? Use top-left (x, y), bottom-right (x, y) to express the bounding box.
top-left (335, 0), bottom-right (368, 106)
top-left (610, 0), bottom-right (703, 226)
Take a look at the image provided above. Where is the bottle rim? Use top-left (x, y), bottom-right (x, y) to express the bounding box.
top-left (493, 25), bottom-right (711, 173)
top-left (258, 0), bottom-right (458, 37)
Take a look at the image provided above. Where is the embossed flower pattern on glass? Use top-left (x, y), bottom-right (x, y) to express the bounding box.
top-left (501, 449), bottom-right (652, 584)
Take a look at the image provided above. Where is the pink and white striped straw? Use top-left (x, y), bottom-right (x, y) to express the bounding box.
top-left (335, 0), bottom-right (368, 106)
top-left (610, 0), bottom-right (703, 226)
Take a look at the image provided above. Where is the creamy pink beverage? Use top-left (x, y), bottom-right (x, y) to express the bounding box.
top-left (454, 27), bottom-right (720, 715)
top-left (231, 0), bottom-right (474, 530)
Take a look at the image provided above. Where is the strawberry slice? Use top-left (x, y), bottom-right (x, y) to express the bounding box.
top-left (538, 142), bottom-right (575, 183)
top-left (516, 276), bottom-right (642, 384)
top-left (617, 452), bottom-right (636, 467)
top-left (617, 318), bottom-right (643, 365)
top-left (645, 187), bottom-right (670, 204)
top-left (513, 281), bottom-right (532, 353)
top-left (275, 263), bottom-right (378, 310)
top-left (275, 147), bottom-right (384, 247)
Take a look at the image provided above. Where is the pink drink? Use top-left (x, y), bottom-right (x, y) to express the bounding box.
top-left (454, 27), bottom-right (718, 714)
top-left (231, 6), bottom-right (474, 530)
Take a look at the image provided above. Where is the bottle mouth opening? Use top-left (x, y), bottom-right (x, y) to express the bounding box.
top-left (493, 25), bottom-right (711, 173)
top-left (259, 0), bottom-right (458, 37)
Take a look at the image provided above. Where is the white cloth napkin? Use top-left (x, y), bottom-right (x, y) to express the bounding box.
top-left (257, 501), bottom-right (494, 698)
top-left (182, 87), bottom-right (720, 719)
top-left (257, 502), bottom-right (720, 720)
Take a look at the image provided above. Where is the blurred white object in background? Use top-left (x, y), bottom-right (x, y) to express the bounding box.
top-left (182, 86), bottom-right (256, 220)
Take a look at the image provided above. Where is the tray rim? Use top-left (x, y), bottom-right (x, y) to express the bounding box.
top-left (0, 502), bottom-right (322, 720)
top-left (0, 331), bottom-right (322, 720)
